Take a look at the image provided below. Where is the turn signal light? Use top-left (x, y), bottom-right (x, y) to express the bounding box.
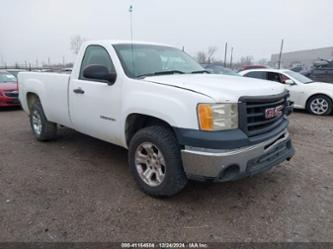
top-left (198, 104), bottom-right (213, 131)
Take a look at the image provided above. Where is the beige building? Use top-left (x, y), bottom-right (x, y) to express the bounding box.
top-left (271, 46), bottom-right (333, 68)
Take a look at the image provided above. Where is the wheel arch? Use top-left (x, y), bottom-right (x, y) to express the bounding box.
top-left (124, 113), bottom-right (178, 147)
top-left (26, 92), bottom-right (41, 113)
top-left (306, 93), bottom-right (333, 115)
top-left (306, 93), bottom-right (333, 107)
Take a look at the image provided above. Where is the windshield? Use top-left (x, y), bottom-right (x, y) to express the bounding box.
top-left (284, 70), bottom-right (313, 84)
top-left (0, 73), bottom-right (17, 83)
top-left (113, 44), bottom-right (204, 78)
top-left (204, 65), bottom-right (240, 76)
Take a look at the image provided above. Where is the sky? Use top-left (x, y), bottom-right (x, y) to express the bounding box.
top-left (0, 0), bottom-right (332, 66)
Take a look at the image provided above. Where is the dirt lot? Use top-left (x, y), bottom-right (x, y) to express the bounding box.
top-left (0, 108), bottom-right (332, 242)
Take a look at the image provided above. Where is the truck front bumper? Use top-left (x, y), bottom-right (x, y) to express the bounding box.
top-left (181, 129), bottom-right (294, 182)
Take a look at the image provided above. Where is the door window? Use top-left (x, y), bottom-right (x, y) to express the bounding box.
top-left (267, 72), bottom-right (282, 83)
top-left (79, 45), bottom-right (116, 80)
top-left (279, 74), bottom-right (290, 84)
top-left (244, 71), bottom-right (267, 80)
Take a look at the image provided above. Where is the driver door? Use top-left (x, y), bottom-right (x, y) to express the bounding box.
top-left (69, 45), bottom-right (122, 143)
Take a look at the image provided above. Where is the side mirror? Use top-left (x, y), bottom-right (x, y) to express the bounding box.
top-left (83, 64), bottom-right (117, 85)
top-left (284, 79), bottom-right (296, 85)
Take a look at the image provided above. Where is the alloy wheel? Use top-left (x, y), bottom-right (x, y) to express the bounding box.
top-left (32, 110), bottom-right (42, 135)
top-left (134, 142), bottom-right (166, 187)
top-left (310, 97), bottom-right (329, 115)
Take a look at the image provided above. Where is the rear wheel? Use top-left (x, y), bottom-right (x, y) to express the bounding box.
top-left (128, 126), bottom-right (188, 197)
top-left (306, 95), bottom-right (332, 115)
top-left (30, 101), bottom-right (57, 141)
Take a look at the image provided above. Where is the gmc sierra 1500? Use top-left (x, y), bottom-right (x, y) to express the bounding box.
top-left (18, 40), bottom-right (294, 197)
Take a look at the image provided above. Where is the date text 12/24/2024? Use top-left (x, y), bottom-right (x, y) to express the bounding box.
top-left (121, 242), bottom-right (208, 248)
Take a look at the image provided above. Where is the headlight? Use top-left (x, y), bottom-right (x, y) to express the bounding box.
top-left (197, 103), bottom-right (238, 131)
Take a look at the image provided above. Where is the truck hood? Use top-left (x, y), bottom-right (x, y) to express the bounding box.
top-left (143, 74), bottom-right (285, 102)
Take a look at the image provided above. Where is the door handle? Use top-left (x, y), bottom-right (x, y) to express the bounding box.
top-left (73, 88), bottom-right (85, 94)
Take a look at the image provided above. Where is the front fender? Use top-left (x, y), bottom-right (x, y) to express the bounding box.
top-left (119, 86), bottom-right (212, 147)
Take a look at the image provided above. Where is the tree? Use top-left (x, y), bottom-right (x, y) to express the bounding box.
top-left (196, 46), bottom-right (218, 64)
top-left (207, 46), bottom-right (218, 63)
top-left (257, 58), bottom-right (269, 65)
top-left (196, 52), bottom-right (207, 64)
top-left (70, 35), bottom-right (86, 55)
top-left (240, 56), bottom-right (253, 65)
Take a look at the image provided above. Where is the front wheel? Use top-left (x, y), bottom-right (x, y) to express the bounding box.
top-left (306, 95), bottom-right (333, 116)
top-left (128, 126), bottom-right (188, 197)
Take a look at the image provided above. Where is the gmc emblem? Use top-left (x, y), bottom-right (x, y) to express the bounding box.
top-left (265, 105), bottom-right (284, 119)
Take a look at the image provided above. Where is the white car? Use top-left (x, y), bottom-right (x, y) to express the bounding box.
top-left (240, 69), bottom-right (333, 115)
top-left (18, 40), bottom-right (294, 197)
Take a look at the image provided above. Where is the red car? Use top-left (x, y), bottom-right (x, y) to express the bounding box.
top-left (0, 71), bottom-right (20, 107)
top-left (238, 64), bottom-right (268, 72)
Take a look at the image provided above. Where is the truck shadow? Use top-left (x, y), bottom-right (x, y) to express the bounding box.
top-left (0, 106), bottom-right (22, 112)
top-left (292, 108), bottom-right (333, 116)
top-left (54, 127), bottom-right (291, 206)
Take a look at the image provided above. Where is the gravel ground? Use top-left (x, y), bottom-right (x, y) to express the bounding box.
top-left (0, 108), bottom-right (332, 242)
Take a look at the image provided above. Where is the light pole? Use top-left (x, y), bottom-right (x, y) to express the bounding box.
top-left (224, 42), bottom-right (228, 67)
top-left (230, 47), bottom-right (234, 68)
top-left (129, 5), bottom-right (136, 75)
top-left (129, 5), bottom-right (134, 42)
top-left (278, 39), bottom-right (284, 69)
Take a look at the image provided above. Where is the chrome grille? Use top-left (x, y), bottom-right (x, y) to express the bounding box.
top-left (239, 92), bottom-right (289, 137)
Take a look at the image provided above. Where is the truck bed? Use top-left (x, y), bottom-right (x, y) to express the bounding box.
top-left (18, 72), bottom-right (72, 127)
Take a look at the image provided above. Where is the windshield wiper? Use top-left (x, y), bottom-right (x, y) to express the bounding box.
top-left (190, 70), bottom-right (210, 74)
top-left (137, 70), bottom-right (185, 78)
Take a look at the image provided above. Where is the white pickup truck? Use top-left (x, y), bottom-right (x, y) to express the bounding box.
top-left (19, 40), bottom-right (294, 197)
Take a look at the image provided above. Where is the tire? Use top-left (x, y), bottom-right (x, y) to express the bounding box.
top-left (306, 95), bottom-right (333, 116)
top-left (128, 126), bottom-right (188, 197)
top-left (29, 101), bottom-right (57, 141)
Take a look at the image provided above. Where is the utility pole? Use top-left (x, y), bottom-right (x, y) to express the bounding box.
top-left (278, 39), bottom-right (284, 69)
top-left (224, 42), bottom-right (228, 67)
top-left (229, 47), bottom-right (234, 68)
top-left (62, 56), bottom-right (65, 66)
